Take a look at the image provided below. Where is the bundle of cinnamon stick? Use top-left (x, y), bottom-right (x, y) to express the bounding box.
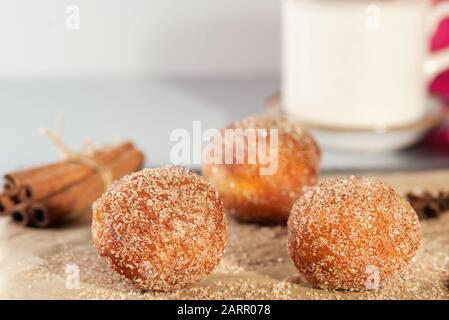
top-left (0, 142), bottom-right (144, 228)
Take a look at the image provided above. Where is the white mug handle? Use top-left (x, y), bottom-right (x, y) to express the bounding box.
top-left (425, 1), bottom-right (449, 82)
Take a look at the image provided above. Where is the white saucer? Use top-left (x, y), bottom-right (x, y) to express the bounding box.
top-left (265, 94), bottom-right (449, 152)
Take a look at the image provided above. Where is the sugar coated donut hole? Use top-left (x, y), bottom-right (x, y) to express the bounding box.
top-left (288, 176), bottom-right (421, 291)
top-left (202, 116), bottom-right (321, 224)
top-left (92, 166), bottom-right (227, 291)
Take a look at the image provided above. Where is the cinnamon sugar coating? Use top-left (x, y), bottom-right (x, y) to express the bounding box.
top-left (288, 176), bottom-right (421, 291)
top-left (92, 166), bottom-right (227, 291)
top-left (203, 116), bottom-right (321, 224)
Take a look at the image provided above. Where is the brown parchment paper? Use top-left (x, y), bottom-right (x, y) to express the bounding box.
top-left (0, 170), bottom-right (448, 300)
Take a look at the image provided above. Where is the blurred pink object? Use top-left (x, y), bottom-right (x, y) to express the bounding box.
top-left (424, 119), bottom-right (449, 153)
top-left (430, 0), bottom-right (449, 101)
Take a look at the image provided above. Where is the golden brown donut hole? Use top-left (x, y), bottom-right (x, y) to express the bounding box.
top-left (288, 176), bottom-right (421, 291)
top-left (92, 166), bottom-right (227, 291)
top-left (203, 116), bottom-right (321, 224)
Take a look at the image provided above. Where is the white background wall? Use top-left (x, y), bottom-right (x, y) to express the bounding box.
top-left (0, 0), bottom-right (281, 79)
top-left (0, 1), bottom-right (444, 174)
top-left (0, 1), bottom-right (281, 172)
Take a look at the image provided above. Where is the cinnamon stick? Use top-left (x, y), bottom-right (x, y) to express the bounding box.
top-left (5, 142), bottom-right (134, 201)
top-left (0, 195), bottom-right (14, 216)
top-left (29, 203), bottom-right (49, 228)
top-left (10, 204), bottom-right (31, 227)
top-left (18, 185), bottom-right (33, 203)
top-left (3, 162), bottom-right (63, 196)
top-left (29, 146), bottom-right (144, 227)
top-left (1, 142), bottom-right (144, 228)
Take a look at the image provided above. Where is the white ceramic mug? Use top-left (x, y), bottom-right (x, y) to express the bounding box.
top-left (282, 0), bottom-right (449, 129)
